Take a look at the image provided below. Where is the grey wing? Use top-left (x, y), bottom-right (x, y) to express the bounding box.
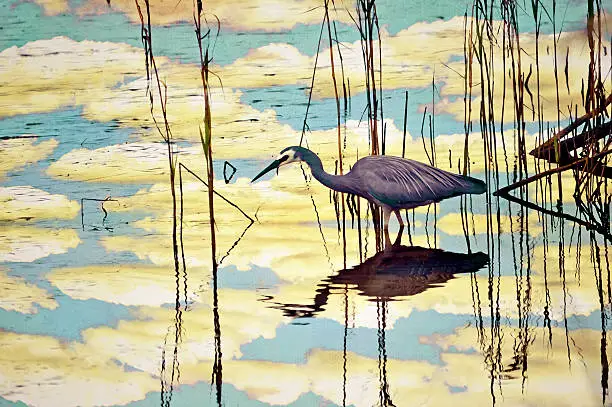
top-left (357, 156), bottom-right (481, 206)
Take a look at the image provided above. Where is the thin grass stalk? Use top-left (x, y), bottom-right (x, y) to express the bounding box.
top-left (324, 0), bottom-right (347, 263)
top-left (373, 2), bottom-right (384, 155)
top-left (463, 9), bottom-right (475, 176)
top-left (550, 0), bottom-right (565, 202)
top-left (331, 1), bottom-right (348, 112)
top-left (298, 7), bottom-right (332, 262)
top-left (354, 0), bottom-right (383, 246)
top-left (300, 13), bottom-right (327, 145)
top-left (134, 0), bottom-right (180, 273)
top-left (134, 0), bottom-right (182, 402)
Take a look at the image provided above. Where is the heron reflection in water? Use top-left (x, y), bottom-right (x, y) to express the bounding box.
top-left (252, 146), bottom-right (486, 243)
top-left (267, 244), bottom-right (489, 318)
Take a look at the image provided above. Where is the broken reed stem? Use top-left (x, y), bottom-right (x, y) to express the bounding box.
top-left (178, 163), bottom-right (254, 223)
top-left (80, 197), bottom-right (118, 230)
top-left (495, 148), bottom-right (612, 197)
top-left (499, 190), bottom-right (612, 242)
top-left (531, 94), bottom-right (612, 159)
top-left (420, 106), bottom-right (433, 165)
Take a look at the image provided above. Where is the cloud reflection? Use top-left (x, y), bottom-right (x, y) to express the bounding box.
top-left (0, 138), bottom-right (57, 179)
top-left (0, 267), bottom-right (58, 314)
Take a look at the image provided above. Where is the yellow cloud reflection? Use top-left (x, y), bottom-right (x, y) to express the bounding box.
top-left (422, 325), bottom-right (610, 406)
top-left (436, 21), bottom-right (611, 124)
top-left (76, 300), bottom-right (439, 406)
top-left (48, 264), bottom-right (195, 307)
top-left (178, 12), bottom-right (608, 123)
top-left (46, 142), bottom-right (204, 184)
top-left (83, 317), bottom-right (611, 407)
top-left (0, 32), bottom-right (570, 184)
top-left (0, 186), bottom-right (80, 222)
top-left (210, 349), bottom-right (442, 406)
top-left (81, 288), bottom-right (288, 376)
top-left (97, 171), bottom-right (377, 283)
top-left (0, 37), bottom-right (149, 119)
top-left (0, 138), bottom-right (57, 179)
top-left (0, 225), bottom-right (81, 263)
top-left (84, 72), bottom-right (295, 148)
top-left (216, 17), bottom-right (467, 97)
top-left (77, 0), bottom-right (353, 31)
top-left (0, 267), bottom-right (58, 314)
top-left (0, 331), bottom-right (157, 407)
top-left (0, 36), bottom-right (549, 185)
top-left (30, 0), bottom-right (69, 15)
top-left (0, 38), bottom-right (290, 154)
top-left (3, 307), bottom-right (608, 406)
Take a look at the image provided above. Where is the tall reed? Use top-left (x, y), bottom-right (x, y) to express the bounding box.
top-left (193, 1), bottom-right (223, 404)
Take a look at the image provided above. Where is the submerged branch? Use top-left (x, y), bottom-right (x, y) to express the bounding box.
top-left (530, 94), bottom-right (612, 160)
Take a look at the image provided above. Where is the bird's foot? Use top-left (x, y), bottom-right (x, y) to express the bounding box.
top-left (383, 227), bottom-right (403, 251)
top-left (394, 225), bottom-right (404, 246)
top-left (383, 228), bottom-right (392, 251)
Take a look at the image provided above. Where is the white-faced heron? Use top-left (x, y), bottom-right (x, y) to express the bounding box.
top-left (252, 146), bottom-right (486, 231)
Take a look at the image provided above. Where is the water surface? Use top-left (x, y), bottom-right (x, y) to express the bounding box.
top-left (0, 0), bottom-right (611, 406)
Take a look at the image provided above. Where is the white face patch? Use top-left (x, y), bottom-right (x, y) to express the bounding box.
top-left (277, 149), bottom-right (300, 166)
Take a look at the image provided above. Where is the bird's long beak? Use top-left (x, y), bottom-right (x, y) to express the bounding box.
top-left (251, 159), bottom-right (282, 183)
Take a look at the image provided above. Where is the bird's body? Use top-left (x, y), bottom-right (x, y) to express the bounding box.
top-left (252, 146), bottom-right (486, 233)
top-left (307, 153), bottom-right (485, 208)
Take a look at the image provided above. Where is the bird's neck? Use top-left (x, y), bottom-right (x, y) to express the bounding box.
top-left (304, 152), bottom-right (356, 194)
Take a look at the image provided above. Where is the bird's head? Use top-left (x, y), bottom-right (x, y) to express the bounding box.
top-left (251, 146), bottom-right (308, 182)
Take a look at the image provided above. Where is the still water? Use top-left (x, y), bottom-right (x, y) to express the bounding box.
top-left (1, 0), bottom-right (611, 406)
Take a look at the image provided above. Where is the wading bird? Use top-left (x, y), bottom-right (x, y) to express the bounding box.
top-left (252, 146), bottom-right (486, 236)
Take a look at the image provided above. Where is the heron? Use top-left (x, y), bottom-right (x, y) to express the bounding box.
top-left (252, 146), bottom-right (486, 235)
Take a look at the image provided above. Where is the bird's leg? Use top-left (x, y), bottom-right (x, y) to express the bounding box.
top-left (382, 207), bottom-right (392, 249)
top-left (382, 207), bottom-right (391, 231)
top-left (393, 210), bottom-right (404, 246)
top-left (394, 210), bottom-right (405, 227)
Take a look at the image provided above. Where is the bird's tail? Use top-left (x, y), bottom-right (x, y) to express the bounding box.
top-left (461, 175), bottom-right (487, 195)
